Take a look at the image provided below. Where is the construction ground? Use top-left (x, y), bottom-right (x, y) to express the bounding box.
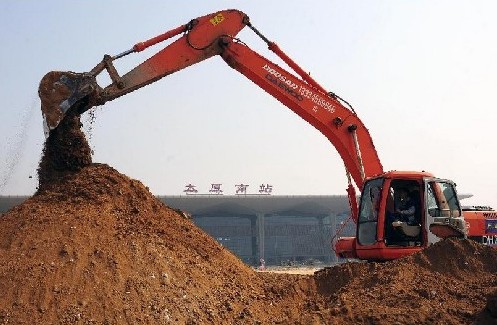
top-left (1, 161), bottom-right (497, 323)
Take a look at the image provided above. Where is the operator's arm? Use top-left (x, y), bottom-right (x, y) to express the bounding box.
top-left (396, 205), bottom-right (415, 216)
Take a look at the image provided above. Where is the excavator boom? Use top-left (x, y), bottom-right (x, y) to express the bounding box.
top-left (219, 38), bottom-right (383, 189)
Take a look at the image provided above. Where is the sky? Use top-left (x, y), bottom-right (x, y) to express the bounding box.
top-left (1, 1), bottom-right (496, 208)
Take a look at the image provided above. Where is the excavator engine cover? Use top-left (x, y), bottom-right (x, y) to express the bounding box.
top-left (39, 71), bottom-right (100, 131)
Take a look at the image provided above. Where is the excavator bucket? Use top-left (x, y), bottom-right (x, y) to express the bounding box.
top-left (429, 223), bottom-right (466, 239)
top-left (39, 71), bottom-right (99, 131)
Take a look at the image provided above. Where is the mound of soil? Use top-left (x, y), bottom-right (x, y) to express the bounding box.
top-left (0, 164), bottom-right (322, 324)
top-left (18, 88), bottom-right (323, 324)
top-left (3, 165), bottom-right (497, 325)
top-left (314, 238), bottom-right (497, 324)
top-left (3, 163), bottom-right (497, 324)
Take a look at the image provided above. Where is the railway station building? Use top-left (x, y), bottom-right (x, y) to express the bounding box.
top-left (0, 195), bottom-right (354, 266)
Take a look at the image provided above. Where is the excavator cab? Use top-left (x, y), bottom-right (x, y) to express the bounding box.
top-left (337, 171), bottom-right (467, 261)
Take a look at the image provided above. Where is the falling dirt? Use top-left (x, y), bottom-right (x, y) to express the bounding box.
top-left (1, 81), bottom-right (496, 324)
top-left (37, 112), bottom-right (92, 192)
top-left (37, 71), bottom-right (93, 192)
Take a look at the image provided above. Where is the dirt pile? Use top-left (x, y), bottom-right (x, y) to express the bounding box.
top-left (2, 164), bottom-right (497, 324)
top-left (314, 238), bottom-right (497, 324)
top-left (0, 164), bottom-right (323, 324)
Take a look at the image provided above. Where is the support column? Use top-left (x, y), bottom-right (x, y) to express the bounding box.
top-left (256, 213), bottom-right (265, 265)
top-left (250, 215), bottom-right (257, 266)
top-left (329, 213), bottom-right (338, 263)
top-left (316, 216), bottom-right (328, 263)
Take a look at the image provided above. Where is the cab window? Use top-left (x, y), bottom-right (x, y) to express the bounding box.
top-left (426, 181), bottom-right (461, 218)
top-left (357, 178), bottom-right (383, 245)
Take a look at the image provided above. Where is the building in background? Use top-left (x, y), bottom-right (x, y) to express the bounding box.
top-left (0, 195), bottom-right (353, 266)
top-left (160, 195), bottom-right (353, 266)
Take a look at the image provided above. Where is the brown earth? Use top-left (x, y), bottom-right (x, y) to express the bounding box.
top-left (315, 239), bottom-right (497, 324)
top-left (2, 163), bottom-right (497, 325)
top-left (0, 163), bottom-right (322, 324)
top-left (1, 91), bottom-right (497, 324)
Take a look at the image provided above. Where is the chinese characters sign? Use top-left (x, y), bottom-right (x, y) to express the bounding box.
top-left (258, 184), bottom-right (273, 194)
top-left (183, 184), bottom-right (198, 194)
top-left (209, 183), bottom-right (223, 195)
top-left (235, 184), bottom-right (249, 194)
top-left (183, 183), bottom-right (274, 195)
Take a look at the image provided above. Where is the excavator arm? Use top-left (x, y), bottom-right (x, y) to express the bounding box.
top-left (39, 9), bottom-right (383, 217)
top-left (40, 10), bottom-right (248, 130)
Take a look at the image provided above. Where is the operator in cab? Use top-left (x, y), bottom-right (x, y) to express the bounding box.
top-left (395, 188), bottom-right (417, 225)
top-left (385, 185), bottom-right (422, 244)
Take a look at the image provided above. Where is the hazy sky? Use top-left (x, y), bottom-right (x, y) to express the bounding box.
top-left (1, 1), bottom-right (496, 208)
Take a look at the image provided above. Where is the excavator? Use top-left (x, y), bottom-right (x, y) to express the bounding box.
top-left (39, 9), bottom-right (490, 261)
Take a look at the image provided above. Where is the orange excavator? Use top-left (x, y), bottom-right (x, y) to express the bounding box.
top-left (39, 9), bottom-right (491, 261)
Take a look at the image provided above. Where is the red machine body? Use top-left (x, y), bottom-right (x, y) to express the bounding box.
top-left (40, 9), bottom-right (479, 261)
